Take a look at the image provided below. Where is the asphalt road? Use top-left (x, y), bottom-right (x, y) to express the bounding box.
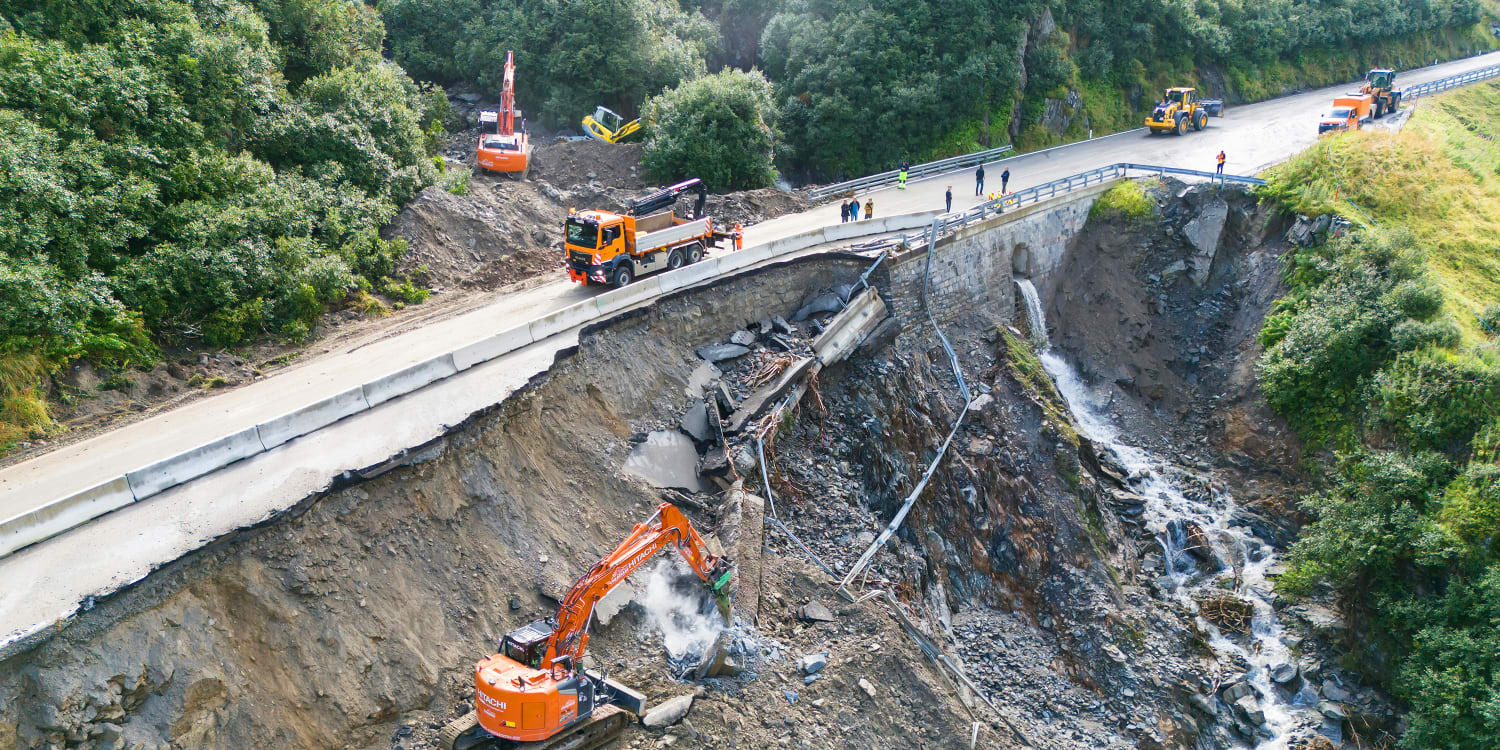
top-left (3, 50), bottom-right (1498, 540)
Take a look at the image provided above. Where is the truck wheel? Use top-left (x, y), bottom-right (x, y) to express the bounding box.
top-left (1175, 117), bottom-right (1187, 136)
top-left (612, 265), bottom-right (634, 288)
top-left (667, 249), bottom-right (684, 270)
top-left (1194, 110), bottom-right (1207, 130)
top-left (685, 243), bottom-right (704, 264)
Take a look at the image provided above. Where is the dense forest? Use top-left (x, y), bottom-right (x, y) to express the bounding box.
top-left (0, 0), bottom-right (1493, 447)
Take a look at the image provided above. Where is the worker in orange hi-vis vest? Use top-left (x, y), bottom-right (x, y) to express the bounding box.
top-left (1216, 150), bottom-right (1226, 176)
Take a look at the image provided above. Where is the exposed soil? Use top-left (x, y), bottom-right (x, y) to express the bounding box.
top-left (8, 139), bottom-right (809, 468)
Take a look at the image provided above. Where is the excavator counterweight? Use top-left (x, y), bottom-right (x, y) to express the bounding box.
top-left (443, 503), bottom-right (732, 750)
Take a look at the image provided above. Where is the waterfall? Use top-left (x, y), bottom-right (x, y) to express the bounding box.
top-left (1014, 279), bottom-right (1048, 348)
top-left (1039, 348), bottom-right (1302, 749)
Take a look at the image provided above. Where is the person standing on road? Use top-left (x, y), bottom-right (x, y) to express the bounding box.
top-left (975, 164), bottom-right (985, 195)
top-left (1216, 151), bottom-right (1226, 175)
top-left (695, 181), bottom-right (708, 218)
top-left (945, 186), bottom-right (952, 213)
top-left (898, 160), bottom-right (910, 189)
top-left (840, 200), bottom-right (849, 223)
top-left (849, 197), bottom-right (860, 221)
top-left (1001, 168), bottom-right (1010, 193)
top-left (864, 197), bottom-right (873, 219)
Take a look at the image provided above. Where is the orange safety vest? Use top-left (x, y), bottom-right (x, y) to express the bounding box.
top-left (1217, 152), bottom-right (1226, 164)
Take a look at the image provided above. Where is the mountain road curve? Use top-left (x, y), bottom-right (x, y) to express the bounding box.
top-left (1, 50), bottom-right (1496, 654)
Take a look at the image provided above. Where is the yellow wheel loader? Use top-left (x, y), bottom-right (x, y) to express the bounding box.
top-left (1144, 87), bottom-right (1224, 135)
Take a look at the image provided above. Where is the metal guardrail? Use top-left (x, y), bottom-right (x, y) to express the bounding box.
top-left (1402, 63), bottom-right (1500, 99)
top-left (807, 145), bottom-right (1014, 201)
top-left (848, 163), bottom-right (1264, 254)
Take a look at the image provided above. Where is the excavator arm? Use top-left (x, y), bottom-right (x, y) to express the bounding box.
top-left (544, 502), bottom-right (732, 666)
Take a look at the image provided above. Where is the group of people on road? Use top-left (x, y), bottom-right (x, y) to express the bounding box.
top-left (839, 148), bottom-right (1228, 225)
top-left (839, 196), bottom-right (873, 222)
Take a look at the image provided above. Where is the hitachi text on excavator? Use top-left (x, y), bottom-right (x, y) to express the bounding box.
top-left (439, 503), bottom-right (733, 750)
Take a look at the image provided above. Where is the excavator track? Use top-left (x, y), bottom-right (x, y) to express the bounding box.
top-left (440, 706), bottom-right (628, 750)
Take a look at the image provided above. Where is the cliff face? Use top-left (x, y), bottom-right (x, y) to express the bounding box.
top-left (3, 185), bottom-right (1352, 750)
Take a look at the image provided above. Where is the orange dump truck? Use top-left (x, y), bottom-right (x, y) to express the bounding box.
top-left (1318, 93), bottom-right (1373, 134)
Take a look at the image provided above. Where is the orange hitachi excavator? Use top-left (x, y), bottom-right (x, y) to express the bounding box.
top-left (476, 50), bottom-right (529, 175)
top-left (439, 503), bottom-right (733, 750)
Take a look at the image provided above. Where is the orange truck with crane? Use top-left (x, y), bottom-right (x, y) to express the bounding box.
top-left (564, 178), bottom-right (742, 288)
top-left (438, 502), bottom-right (733, 750)
top-left (1318, 92), bottom-right (1373, 134)
top-left (477, 51), bottom-right (528, 175)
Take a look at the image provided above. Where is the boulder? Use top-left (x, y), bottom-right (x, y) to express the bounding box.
top-left (858, 678), bottom-right (877, 698)
top-left (729, 330), bottom-right (756, 347)
top-left (797, 653), bottom-right (829, 675)
top-left (696, 344), bottom-right (751, 363)
top-left (1319, 701), bottom-right (1348, 721)
top-left (1182, 199), bottom-right (1229, 285)
top-left (1234, 695), bottom-right (1266, 726)
top-left (679, 400), bottom-right (712, 443)
top-left (1320, 678), bottom-right (1354, 704)
top-left (799, 600), bottom-right (836, 622)
top-left (643, 694), bottom-right (694, 728)
top-left (1271, 663), bottom-right (1299, 685)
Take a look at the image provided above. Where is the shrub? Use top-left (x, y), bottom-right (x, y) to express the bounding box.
top-left (1372, 349), bottom-right (1500, 454)
top-left (1089, 179), bottom-right (1155, 223)
top-left (641, 69), bottom-right (779, 191)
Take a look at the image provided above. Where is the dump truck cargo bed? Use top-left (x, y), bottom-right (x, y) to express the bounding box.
top-left (637, 218), bottom-right (711, 253)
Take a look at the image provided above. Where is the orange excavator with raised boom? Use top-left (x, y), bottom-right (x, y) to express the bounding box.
top-left (439, 503), bottom-right (733, 750)
top-left (477, 50), bottom-right (528, 176)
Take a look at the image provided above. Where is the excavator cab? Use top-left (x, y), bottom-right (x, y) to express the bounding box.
top-left (499, 620), bottom-right (554, 669)
top-left (583, 106), bottom-right (642, 143)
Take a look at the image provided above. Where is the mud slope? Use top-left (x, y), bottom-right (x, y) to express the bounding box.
top-left (0, 257), bottom-right (987, 750)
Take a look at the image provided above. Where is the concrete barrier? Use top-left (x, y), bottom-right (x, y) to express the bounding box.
top-left (0, 477), bottom-right (136, 557)
top-left (528, 300), bottom-right (603, 341)
top-left (362, 354), bottom-right (460, 408)
top-left (452, 324), bottom-right (534, 371)
top-left (126, 427), bottom-right (267, 500)
top-left (593, 278), bottom-right (668, 317)
top-left (657, 258), bottom-right (724, 293)
top-left (256, 387), bottom-right (371, 450)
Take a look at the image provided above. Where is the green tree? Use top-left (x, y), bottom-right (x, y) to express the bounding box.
top-left (641, 68), bottom-right (778, 190)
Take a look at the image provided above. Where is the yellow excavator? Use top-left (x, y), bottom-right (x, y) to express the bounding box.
top-left (582, 106), bottom-right (641, 143)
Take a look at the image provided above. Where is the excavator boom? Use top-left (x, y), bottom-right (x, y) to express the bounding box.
top-left (477, 50), bottom-right (528, 174)
top-left (447, 503), bottom-right (732, 748)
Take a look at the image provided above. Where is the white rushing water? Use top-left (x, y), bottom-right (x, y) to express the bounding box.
top-left (1015, 280), bottom-right (1305, 748)
top-left (1015, 278), bottom-right (1049, 348)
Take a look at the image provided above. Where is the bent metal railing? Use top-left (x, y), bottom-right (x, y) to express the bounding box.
top-left (807, 145), bottom-right (1014, 201)
top-left (848, 163), bottom-right (1265, 253)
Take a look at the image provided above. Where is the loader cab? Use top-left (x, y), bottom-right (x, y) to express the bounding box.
top-left (1367, 69), bottom-right (1396, 89)
top-left (500, 620), bottom-right (555, 670)
top-left (1165, 88), bottom-right (1196, 107)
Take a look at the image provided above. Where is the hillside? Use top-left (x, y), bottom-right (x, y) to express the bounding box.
top-left (1258, 80), bottom-right (1500, 747)
top-left (382, 0), bottom-right (1500, 178)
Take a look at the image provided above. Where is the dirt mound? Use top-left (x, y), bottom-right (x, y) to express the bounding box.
top-left (385, 177), bottom-right (564, 291)
top-left (706, 188), bottom-right (812, 227)
top-left (529, 140), bottom-right (647, 190)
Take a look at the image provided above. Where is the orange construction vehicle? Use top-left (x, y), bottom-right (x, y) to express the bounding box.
top-left (564, 178), bottom-right (742, 288)
top-left (1318, 92), bottom-right (1373, 134)
top-left (439, 503), bottom-right (733, 750)
top-left (477, 51), bottom-right (528, 175)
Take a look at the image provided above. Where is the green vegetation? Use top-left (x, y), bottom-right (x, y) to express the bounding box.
top-left (1260, 82), bottom-right (1500, 749)
top-left (379, 0), bottom-right (715, 126)
top-left (1089, 178), bottom-right (1157, 223)
top-left (641, 69), bottom-right (778, 190)
top-left (0, 0), bottom-right (445, 441)
top-left (382, 0), bottom-right (1495, 179)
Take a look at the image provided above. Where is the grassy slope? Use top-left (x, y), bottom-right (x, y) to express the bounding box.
top-left (1263, 80), bottom-right (1500, 345)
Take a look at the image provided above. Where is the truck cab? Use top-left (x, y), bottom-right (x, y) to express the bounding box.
top-left (1319, 93), bottom-right (1373, 134)
top-left (564, 178), bottom-right (737, 288)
